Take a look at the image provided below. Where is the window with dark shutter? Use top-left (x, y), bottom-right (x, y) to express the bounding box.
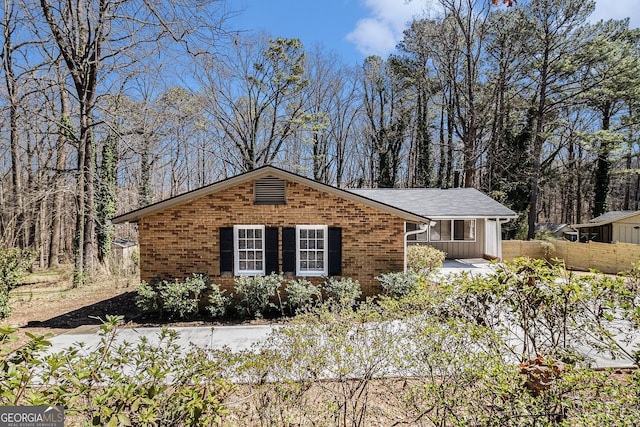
top-left (328, 227), bottom-right (342, 276)
top-left (254, 177), bottom-right (286, 205)
top-left (219, 227), bottom-right (233, 275)
top-left (265, 227), bottom-right (279, 274)
top-left (282, 227), bottom-right (296, 275)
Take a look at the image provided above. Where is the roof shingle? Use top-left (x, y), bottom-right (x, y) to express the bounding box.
top-left (348, 188), bottom-right (517, 218)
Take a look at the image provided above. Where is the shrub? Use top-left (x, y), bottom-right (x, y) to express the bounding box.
top-left (323, 277), bottom-right (361, 306)
top-left (285, 279), bottom-right (322, 314)
top-left (206, 283), bottom-right (231, 318)
top-left (406, 245), bottom-right (445, 275)
top-left (135, 274), bottom-right (208, 319)
top-left (376, 271), bottom-right (421, 298)
top-left (540, 239), bottom-right (556, 261)
top-left (0, 248), bottom-right (37, 319)
top-left (0, 248), bottom-right (37, 288)
top-left (234, 273), bottom-right (284, 318)
top-left (136, 280), bottom-right (161, 313)
top-left (0, 316), bottom-right (234, 424)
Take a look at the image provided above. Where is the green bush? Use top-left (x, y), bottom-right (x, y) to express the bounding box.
top-left (406, 244), bottom-right (445, 275)
top-left (135, 274), bottom-right (208, 319)
top-left (323, 277), bottom-right (361, 306)
top-left (0, 317), bottom-right (233, 425)
top-left (376, 271), bottom-right (421, 298)
top-left (0, 248), bottom-right (36, 288)
top-left (0, 248), bottom-right (37, 319)
top-left (206, 283), bottom-right (231, 318)
top-left (234, 273), bottom-right (284, 318)
top-left (285, 278), bottom-right (322, 314)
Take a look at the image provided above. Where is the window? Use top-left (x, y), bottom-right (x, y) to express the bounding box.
top-left (296, 225), bottom-right (328, 276)
top-left (234, 225), bottom-right (265, 275)
top-left (429, 220), bottom-right (475, 242)
top-left (453, 219), bottom-right (475, 241)
top-left (430, 221), bottom-right (452, 241)
top-left (406, 223), bottom-right (429, 241)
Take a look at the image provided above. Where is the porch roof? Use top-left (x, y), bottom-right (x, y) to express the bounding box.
top-left (348, 188), bottom-right (518, 219)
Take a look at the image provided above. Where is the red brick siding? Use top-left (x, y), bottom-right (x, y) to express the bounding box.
top-left (138, 180), bottom-right (406, 296)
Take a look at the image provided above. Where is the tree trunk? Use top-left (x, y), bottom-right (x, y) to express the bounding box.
top-left (2, 5), bottom-right (24, 248)
top-left (49, 69), bottom-right (69, 268)
top-left (592, 101), bottom-right (612, 217)
top-left (527, 42), bottom-right (550, 240)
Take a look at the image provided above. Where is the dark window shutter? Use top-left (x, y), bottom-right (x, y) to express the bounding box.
top-left (220, 227), bottom-right (233, 275)
top-left (282, 227), bottom-right (296, 274)
top-left (265, 227), bottom-right (279, 274)
top-left (328, 227), bottom-right (342, 276)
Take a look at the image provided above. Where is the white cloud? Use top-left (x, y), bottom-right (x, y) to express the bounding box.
top-left (348, 0), bottom-right (640, 59)
top-left (590, 0), bottom-right (640, 29)
top-left (346, 0), bottom-right (429, 57)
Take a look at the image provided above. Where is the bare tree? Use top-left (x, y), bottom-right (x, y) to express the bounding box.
top-left (38, 0), bottom-right (230, 280)
top-left (198, 35), bottom-right (309, 172)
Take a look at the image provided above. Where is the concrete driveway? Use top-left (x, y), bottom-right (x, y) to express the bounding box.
top-left (438, 258), bottom-right (496, 276)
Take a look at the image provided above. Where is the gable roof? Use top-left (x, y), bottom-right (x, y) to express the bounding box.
top-left (572, 210), bottom-right (640, 228)
top-left (348, 188), bottom-right (517, 218)
top-left (112, 166), bottom-right (432, 224)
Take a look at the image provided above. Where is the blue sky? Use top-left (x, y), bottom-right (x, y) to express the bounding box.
top-left (229, 0), bottom-right (640, 66)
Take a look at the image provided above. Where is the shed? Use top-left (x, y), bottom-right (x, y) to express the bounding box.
top-left (571, 211), bottom-right (640, 244)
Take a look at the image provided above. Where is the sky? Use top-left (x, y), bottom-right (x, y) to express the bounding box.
top-left (229, 0), bottom-right (640, 66)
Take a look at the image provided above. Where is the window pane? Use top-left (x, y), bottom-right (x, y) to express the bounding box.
top-left (236, 226), bottom-right (264, 273)
top-left (466, 220), bottom-right (475, 240)
top-left (441, 221), bottom-right (452, 241)
top-left (452, 220), bottom-right (475, 241)
top-left (297, 226), bottom-right (326, 273)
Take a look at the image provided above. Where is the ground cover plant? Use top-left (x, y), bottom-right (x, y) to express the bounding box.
top-left (0, 248), bottom-right (37, 319)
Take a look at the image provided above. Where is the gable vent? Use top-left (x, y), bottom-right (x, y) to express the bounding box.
top-left (254, 177), bottom-right (286, 205)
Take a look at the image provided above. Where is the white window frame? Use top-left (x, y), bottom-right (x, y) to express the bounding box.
top-left (429, 219), bottom-right (476, 242)
top-left (234, 225), bottom-right (265, 276)
top-left (296, 225), bottom-right (328, 277)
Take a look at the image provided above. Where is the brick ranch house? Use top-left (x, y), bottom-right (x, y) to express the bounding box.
top-left (112, 166), bottom-right (516, 296)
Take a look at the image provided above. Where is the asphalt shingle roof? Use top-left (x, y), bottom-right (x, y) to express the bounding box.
top-left (348, 188), bottom-right (517, 218)
top-left (590, 210), bottom-right (636, 223)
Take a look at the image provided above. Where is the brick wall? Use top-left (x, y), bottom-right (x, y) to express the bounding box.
top-left (138, 179), bottom-right (407, 296)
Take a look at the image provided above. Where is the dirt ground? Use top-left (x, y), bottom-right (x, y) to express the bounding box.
top-left (3, 266), bottom-right (274, 350)
top-left (3, 268), bottom-right (140, 349)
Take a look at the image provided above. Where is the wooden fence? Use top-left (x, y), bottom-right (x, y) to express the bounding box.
top-left (502, 240), bottom-right (640, 274)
